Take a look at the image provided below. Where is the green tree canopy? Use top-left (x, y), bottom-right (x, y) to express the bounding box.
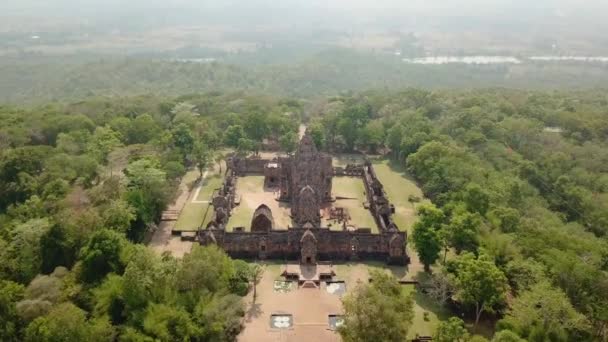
top-left (339, 271), bottom-right (414, 342)
top-left (411, 203), bottom-right (445, 271)
top-left (434, 317), bottom-right (469, 342)
top-left (453, 253), bottom-right (508, 328)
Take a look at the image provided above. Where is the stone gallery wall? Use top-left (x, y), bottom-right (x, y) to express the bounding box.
top-left (199, 227), bottom-right (408, 265)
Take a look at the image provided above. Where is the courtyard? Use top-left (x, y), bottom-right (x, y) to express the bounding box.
top-left (227, 175), bottom-right (292, 231)
top-left (239, 262), bottom-right (448, 342)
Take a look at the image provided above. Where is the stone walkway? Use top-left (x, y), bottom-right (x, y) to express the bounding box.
top-left (148, 170), bottom-right (198, 257)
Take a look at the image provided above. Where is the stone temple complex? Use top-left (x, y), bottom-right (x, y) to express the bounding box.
top-left (198, 131), bottom-right (408, 265)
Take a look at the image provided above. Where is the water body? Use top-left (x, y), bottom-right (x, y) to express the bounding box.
top-left (403, 56), bottom-right (608, 65)
top-left (170, 58), bottom-right (217, 63)
top-left (403, 56), bottom-right (522, 65)
top-left (530, 56), bottom-right (608, 62)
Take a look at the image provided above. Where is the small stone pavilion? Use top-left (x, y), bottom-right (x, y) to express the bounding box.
top-left (198, 131), bottom-right (408, 265)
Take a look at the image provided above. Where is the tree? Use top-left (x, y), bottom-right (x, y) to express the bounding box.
top-left (79, 229), bottom-right (126, 283)
top-left (411, 204), bottom-right (445, 271)
top-left (386, 123), bottom-right (404, 158)
top-left (279, 131), bottom-right (298, 154)
top-left (24, 303), bottom-right (91, 342)
top-left (423, 271), bottom-right (455, 307)
top-left (102, 200), bottom-right (136, 234)
top-left (194, 294), bottom-right (244, 341)
top-left (192, 142), bottom-right (210, 178)
top-left (122, 246), bottom-right (174, 322)
top-left (338, 117), bottom-right (359, 151)
top-left (0, 281), bottom-right (25, 342)
top-left (435, 317), bottom-right (469, 342)
top-left (171, 123), bottom-right (195, 158)
top-left (93, 274), bottom-right (126, 325)
top-left (244, 112), bottom-right (269, 142)
top-left (142, 303), bottom-right (200, 342)
top-left (124, 158), bottom-right (170, 239)
top-left (118, 327), bottom-right (155, 342)
top-left (491, 330), bottom-right (526, 342)
top-left (249, 264), bottom-right (264, 303)
top-left (308, 123), bottom-right (325, 150)
top-left (499, 281), bottom-right (587, 340)
top-left (445, 211), bottom-right (480, 254)
top-left (40, 224), bottom-right (75, 273)
top-left (128, 114), bottom-right (161, 144)
top-left (463, 183), bottom-right (490, 216)
top-left (488, 207), bottom-right (520, 233)
top-left (229, 260), bottom-right (251, 296)
top-left (453, 253), bottom-right (508, 329)
top-left (87, 126), bottom-right (122, 162)
top-left (339, 271), bottom-right (414, 342)
top-left (6, 218), bottom-right (52, 283)
top-left (176, 245), bottom-right (235, 295)
top-left (16, 270), bottom-right (66, 322)
top-left (224, 125), bottom-right (245, 148)
top-left (358, 120), bottom-right (384, 153)
top-left (237, 138), bottom-right (256, 155)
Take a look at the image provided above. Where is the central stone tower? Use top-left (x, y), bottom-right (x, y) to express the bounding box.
top-left (279, 131), bottom-right (333, 227)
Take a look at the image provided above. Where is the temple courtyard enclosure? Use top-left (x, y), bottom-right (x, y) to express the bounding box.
top-left (239, 262), bottom-right (448, 342)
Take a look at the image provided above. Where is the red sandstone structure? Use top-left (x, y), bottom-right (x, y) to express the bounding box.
top-left (198, 131), bottom-right (408, 265)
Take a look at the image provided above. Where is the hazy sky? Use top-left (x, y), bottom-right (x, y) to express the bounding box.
top-left (2, 0), bottom-right (606, 14)
top-left (1, 0), bottom-right (606, 37)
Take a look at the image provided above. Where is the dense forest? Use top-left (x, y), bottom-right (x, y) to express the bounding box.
top-left (1, 89), bottom-right (607, 341)
top-left (308, 89), bottom-right (608, 341)
top-left (0, 94), bottom-right (301, 341)
top-left (3, 51), bottom-right (608, 104)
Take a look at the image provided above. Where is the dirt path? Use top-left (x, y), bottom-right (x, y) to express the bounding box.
top-left (148, 169), bottom-right (198, 257)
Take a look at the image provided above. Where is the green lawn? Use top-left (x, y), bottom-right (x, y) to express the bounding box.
top-left (174, 202), bottom-right (211, 231)
top-left (226, 176), bottom-right (265, 231)
top-left (371, 159), bottom-right (427, 233)
top-left (195, 173), bottom-right (224, 202)
top-left (226, 203), bottom-right (254, 232)
top-left (331, 177), bottom-right (377, 231)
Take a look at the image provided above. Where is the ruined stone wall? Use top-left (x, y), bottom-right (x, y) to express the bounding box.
top-left (361, 162), bottom-right (398, 232)
top-left (333, 164), bottom-right (364, 177)
top-left (199, 227), bottom-right (408, 265)
top-left (227, 156), bottom-right (270, 175)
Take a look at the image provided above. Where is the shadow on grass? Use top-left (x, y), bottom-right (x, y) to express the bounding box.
top-left (363, 261), bottom-right (410, 280)
top-left (413, 271), bottom-right (497, 338)
top-left (383, 158), bottom-right (424, 187)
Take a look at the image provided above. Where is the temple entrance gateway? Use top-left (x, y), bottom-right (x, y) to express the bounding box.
top-left (300, 230), bottom-right (317, 264)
